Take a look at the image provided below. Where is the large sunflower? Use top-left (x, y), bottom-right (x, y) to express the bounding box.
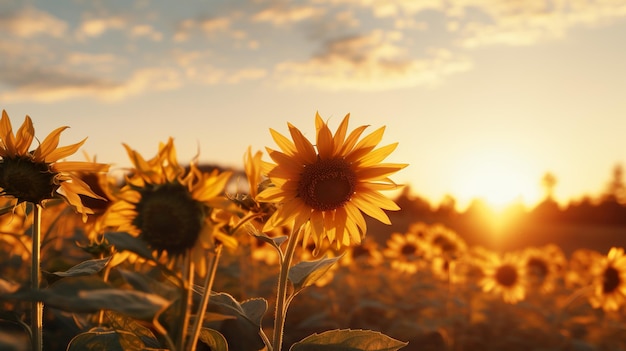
top-left (0, 110), bottom-right (109, 220)
top-left (104, 138), bottom-right (234, 276)
top-left (588, 247), bottom-right (626, 312)
top-left (257, 112), bottom-right (406, 250)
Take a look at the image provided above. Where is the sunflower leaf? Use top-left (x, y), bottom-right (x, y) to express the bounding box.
top-left (289, 329), bottom-right (408, 351)
top-left (198, 328), bottom-right (229, 351)
top-left (204, 292), bottom-right (267, 350)
top-left (251, 230), bottom-right (288, 253)
top-left (67, 328), bottom-right (144, 351)
top-left (2, 276), bottom-right (170, 321)
top-left (104, 231), bottom-right (156, 261)
top-left (47, 256), bottom-right (111, 277)
top-left (288, 255), bottom-right (342, 292)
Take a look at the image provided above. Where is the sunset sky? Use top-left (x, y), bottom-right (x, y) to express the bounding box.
top-left (1, 0), bottom-right (625, 210)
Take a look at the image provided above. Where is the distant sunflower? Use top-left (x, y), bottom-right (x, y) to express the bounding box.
top-left (383, 231), bottom-right (430, 274)
top-left (104, 138), bottom-right (234, 276)
top-left (0, 110), bottom-right (109, 220)
top-left (257, 112), bottom-right (407, 250)
top-left (566, 248), bottom-right (603, 289)
top-left (588, 247), bottom-right (626, 312)
top-left (522, 245), bottom-right (565, 293)
top-left (479, 252), bottom-right (527, 304)
top-left (426, 224), bottom-right (467, 260)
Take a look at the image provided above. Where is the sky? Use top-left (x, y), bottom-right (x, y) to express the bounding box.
top-left (1, 0), bottom-right (626, 211)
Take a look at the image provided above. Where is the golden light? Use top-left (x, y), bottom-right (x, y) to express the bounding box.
top-left (454, 148), bottom-right (541, 212)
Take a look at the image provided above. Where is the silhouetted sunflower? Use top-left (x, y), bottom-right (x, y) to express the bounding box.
top-left (588, 247), bottom-right (626, 312)
top-left (257, 112), bottom-right (406, 250)
top-left (0, 110), bottom-right (109, 220)
top-left (104, 138), bottom-right (234, 276)
top-left (479, 252), bottom-right (527, 304)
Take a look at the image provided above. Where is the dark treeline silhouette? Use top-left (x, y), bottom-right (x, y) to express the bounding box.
top-left (368, 164), bottom-right (626, 256)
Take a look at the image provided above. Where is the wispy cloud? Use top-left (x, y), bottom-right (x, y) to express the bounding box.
top-left (274, 30), bottom-right (472, 90)
top-left (252, 4), bottom-right (325, 26)
top-left (174, 16), bottom-right (232, 42)
top-left (0, 6), bottom-right (67, 38)
top-left (76, 16), bottom-right (126, 38)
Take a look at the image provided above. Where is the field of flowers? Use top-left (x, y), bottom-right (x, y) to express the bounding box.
top-left (0, 110), bottom-right (625, 351)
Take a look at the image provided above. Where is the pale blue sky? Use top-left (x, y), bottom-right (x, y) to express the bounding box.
top-left (2, 0), bottom-right (626, 209)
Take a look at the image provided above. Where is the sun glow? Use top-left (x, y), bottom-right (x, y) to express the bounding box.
top-left (454, 149), bottom-right (541, 212)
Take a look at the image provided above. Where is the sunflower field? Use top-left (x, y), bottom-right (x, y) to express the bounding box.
top-left (0, 110), bottom-right (625, 351)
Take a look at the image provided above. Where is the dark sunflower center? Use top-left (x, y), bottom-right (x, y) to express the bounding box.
top-left (495, 264), bottom-right (518, 287)
top-left (401, 243), bottom-right (418, 256)
top-left (133, 183), bottom-right (205, 255)
top-left (0, 156), bottom-right (58, 204)
top-left (297, 158), bottom-right (356, 211)
top-left (603, 266), bottom-right (620, 294)
top-left (527, 257), bottom-right (548, 277)
top-left (432, 236), bottom-right (456, 254)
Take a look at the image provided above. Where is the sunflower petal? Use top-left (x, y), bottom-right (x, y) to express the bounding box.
top-left (14, 116), bottom-right (34, 155)
top-left (33, 126), bottom-right (69, 161)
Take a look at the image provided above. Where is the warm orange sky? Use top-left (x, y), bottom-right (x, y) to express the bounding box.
top-left (2, 0), bottom-right (625, 210)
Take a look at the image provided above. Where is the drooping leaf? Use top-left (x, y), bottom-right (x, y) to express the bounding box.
top-left (117, 268), bottom-right (179, 299)
top-left (288, 255), bottom-right (343, 292)
top-left (289, 329), bottom-right (408, 351)
top-left (104, 231), bottom-right (155, 261)
top-left (3, 276), bottom-right (170, 321)
top-left (48, 256), bottom-right (111, 277)
top-left (198, 328), bottom-right (229, 351)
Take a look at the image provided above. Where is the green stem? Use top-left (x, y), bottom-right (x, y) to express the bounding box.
top-left (30, 203), bottom-right (43, 351)
top-left (177, 252), bottom-right (194, 351)
top-left (272, 225), bottom-right (302, 351)
top-left (187, 245), bottom-right (223, 351)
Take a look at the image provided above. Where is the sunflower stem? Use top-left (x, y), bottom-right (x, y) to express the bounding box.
top-left (272, 225), bottom-right (302, 351)
top-left (187, 245), bottom-right (222, 351)
top-left (177, 252), bottom-right (194, 351)
top-left (30, 203), bottom-right (43, 351)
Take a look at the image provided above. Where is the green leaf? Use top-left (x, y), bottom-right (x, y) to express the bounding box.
top-left (204, 292), bottom-right (267, 350)
top-left (48, 256), bottom-right (111, 277)
top-left (289, 329), bottom-right (408, 351)
top-left (3, 276), bottom-right (170, 321)
top-left (105, 311), bottom-right (161, 348)
top-left (67, 328), bottom-right (144, 351)
top-left (198, 328), bottom-right (229, 351)
top-left (288, 255), bottom-right (342, 291)
top-left (251, 230), bottom-right (288, 254)
top-left (104, 231), bottom-right (155, 261)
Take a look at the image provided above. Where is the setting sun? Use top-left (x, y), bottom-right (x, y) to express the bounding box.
top-left (453, 149), bottom-right (542, 211)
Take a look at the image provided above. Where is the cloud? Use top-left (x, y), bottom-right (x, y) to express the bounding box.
top-left (76, 16), bottom-right (126, 38)
top-left (314, 0), bottom-right (626, 47)
top-left (130, 24), bottom-right (163, 41)
top-left (450, 0), bottom-right (626, 47)
top-left (252, 4), bottom-right (325, 26)
top-left (0, 6), bottom-right (67, 38)
top-left (174, 16), bottom-right (232, 42)
top-left (274, 30), bottom-right (472, 90)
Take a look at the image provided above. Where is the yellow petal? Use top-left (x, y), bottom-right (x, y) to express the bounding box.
top-left (270, 128), bottom-right (296, 155)
top-left (34, 126), bottom-right (69, 161)
top-left (14, 116), bottom-right (34, 155)
top-left (288, 123), bottom-right (317, 164)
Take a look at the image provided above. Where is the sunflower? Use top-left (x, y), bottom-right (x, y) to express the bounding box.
top-left (522, 245), bottom-right (565, 294)
top-left (588, 247), bottom-right (626, 312)
top-left (383, 231), bottom-right (430, 274)
top-left (426, 223), bottom-right (467, 260)
top-left (479, 252), bottom-right (527, 304)
top-left (257, 112), bottom-right (406, 250)
top-left (104, 138), bottom-right (234, 276)
top-left (0, 110), bottom-right (109, 220)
